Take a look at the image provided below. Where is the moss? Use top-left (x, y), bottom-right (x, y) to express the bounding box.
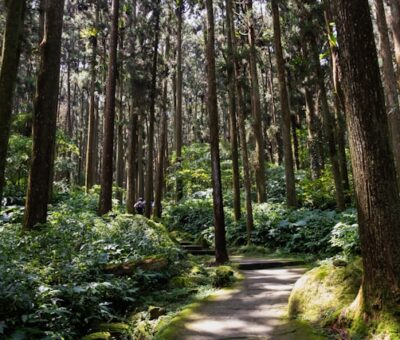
top-left (81, 331), bottom-right (111, 340)
top-left (96, 322), bottom-right (130, 334)
top-left (288, 258), bottom-right (362, 326)
top-left (212, 265), bottom-right (235, 288)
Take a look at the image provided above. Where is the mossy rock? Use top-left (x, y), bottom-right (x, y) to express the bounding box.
top-left (81, 331), bottom-right (111, 340)
top-left (288, 258), bottom-right (362, 326)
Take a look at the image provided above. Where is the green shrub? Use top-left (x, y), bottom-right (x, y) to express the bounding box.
top-left (212, 266), bottom-right (235, 288)
top-left (0, 191), bottom-right (183, 338)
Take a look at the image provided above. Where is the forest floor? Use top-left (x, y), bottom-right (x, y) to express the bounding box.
top-left (159, 258), bottom-right (325, 339)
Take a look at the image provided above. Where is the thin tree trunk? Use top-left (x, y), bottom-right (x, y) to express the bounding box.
top-left (309, 33), bottom-right (345, 210)
top-left (24, 0), bottom-right (65, 229)
top-left (98, 0), bottom-right (119, 215)
top-left (126, 0), bottom-right (138, 214)
top-left (153, 33), bottom-right (171, 219)
top-left (324, 7), bottom-right (350, 192)
top-left (205, 0), bottom-right (229, 264)
top-left (225, 0), bottom-right (241, 221)
top-left (85, 0), bottom-right (99, 192)
top-left (116, 33), bottom-right (124, 203)
top-left (144, 0), bottom-right (160, 218)
top-left (0, 0), bottom-right (26, 201)
top-left (272, 0), bottom-right (297, 207)
top-left (335, 0), bottom-right (400, 314)
top-left (247, 0), bottom-right (266, 203)
top-left (374, 0), bottom-right (400, 187)
top-left (304, 87), bottom-right (323, 179)
top-left (175, 0), bottom-right (184, 202)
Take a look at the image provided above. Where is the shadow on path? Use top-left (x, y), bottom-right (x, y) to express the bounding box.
top-left (172, 267), bottom-right (324, 340)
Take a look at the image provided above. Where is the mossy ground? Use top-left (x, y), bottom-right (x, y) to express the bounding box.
top-left (288, 257), bottom-right (400, 339)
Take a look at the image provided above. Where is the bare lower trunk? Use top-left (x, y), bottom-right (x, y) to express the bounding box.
top-left (24, 0), bottom-right (65, 229)
top-left (144, 0), bottom-right (160, 218)
top-left (247, 0), bottom-right (266, 203)
top-left (272, 0), bottom-right (297, 207)
top-left (206, 0), bottom-right (229, 264)
top-left (98, 0), bottom-right (119, 215)
top-left (374, 0), bottom-right (400, 187)
top-left (0, 0), bottom-right (26, 201)
top-left (225, 0), bottom-right (241, 221)
top-left (335, 0), bottom-right (400, 314)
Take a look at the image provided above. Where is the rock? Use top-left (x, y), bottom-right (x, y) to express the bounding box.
top-left (148, 306), bottom-right (167, 320)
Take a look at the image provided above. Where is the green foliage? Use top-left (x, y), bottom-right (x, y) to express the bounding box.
top-left (0, 190), bottom-right (183, 338)
top-left (163, 198), bottom-right (214, 239)
top-left (330, 221), bottom-right (360, 257)
top-left (4, 134), bottom-right (31, 197)
top-left (212, 266), bottom-right (235, 288)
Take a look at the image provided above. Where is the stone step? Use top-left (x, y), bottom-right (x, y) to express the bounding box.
top-left (187, 249), bottom-right (215, 256)
top-left (181, 245), bottom-right (204, 251)
top-left (179, 241), bottom-right (193, 246)
top-left (237, 260), bottom-right (305, 270)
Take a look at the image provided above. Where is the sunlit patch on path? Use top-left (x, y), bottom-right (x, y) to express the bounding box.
top-left (173, 262), bottom-right (323, 340)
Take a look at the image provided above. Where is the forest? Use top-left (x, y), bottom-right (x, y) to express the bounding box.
top-left (1, 0), bottom-right (400, 339)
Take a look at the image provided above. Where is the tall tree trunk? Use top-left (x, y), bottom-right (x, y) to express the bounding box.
top-left (304, 87), bottom-right (323, 179)
top-left (324, 7), bottom-right (350, 192)
top-left (98, 0), bottom-right (119, 215)
top-left (116, 33), bottom-right (125, 203)
top-left (0, 0), bottom-right (26, 201)
top-left (137, 111), bottom-right (144, 199)
top-left (126, 0), bottom-right (138, 214)
top-left (153, 33), bottom-right (171, 219)
top-left (247, 0), bottom-right (266, 203)
top-left (175, 0), bottom-right (184, 201)
top-left (374, 0), bottom-right (400, 187)
top-left (23, 0), bottom-right (65, 229)
top-left (205, 0), bottom-right (229, 264)
top-left (335, 0), bottom-right (400, 314)
top-left (126, 100), bottom-right (138, 214)
top-left (225, 0), bottom-right (241, 221)
top-left (309, 33), bottom-right (345, 210)
top-left (227, 0), bottom-right (254, 240)
top-left (144, 0), bottom-right (160, 218)
top-left (271, 0), bottom-right (297, 207)
top-left (85, 0), bottom-right (99, 192)
top-left (387, 0), bottom-right (400, 85)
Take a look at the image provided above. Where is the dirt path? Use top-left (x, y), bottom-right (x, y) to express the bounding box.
top-left (169, 264), bottom-right (323, 339)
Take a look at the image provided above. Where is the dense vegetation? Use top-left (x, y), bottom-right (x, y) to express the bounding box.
top-left (1, 0), bottom-right (400, 338)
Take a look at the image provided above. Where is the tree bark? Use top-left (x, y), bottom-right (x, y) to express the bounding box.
top-left (85, 1), bottom-right (98, 192)
top-left (309, 33), bottom-right (345, 210)
top-left (153, 33), bottom-right (171, 219)
top-left (205, 0), bottom-right (229, 264)
top-left (23, 0), bottom-right (65, 229)
top-left (0, 0), bottom-right (26, 201)
top-left (126, 0), bottom-right (138, 214)
top-left (374, 0), bottom-right (400, 187)
top-left (387, 0), bottom-right (400, 85)
top-left (98, 0), bottom-right (119, 215)
top-left (247, 0), bottom-right (266, 203)
top-left (271, 0), bottom-right (297, 207)
top-left (227, 0), bottom-right (254, 242)
top-left (225, 0), bottom-right (241, 221)
top-left (175, 0), bottom-right (184, 202)
top-left (304, 87), bottom-right (324, 179)
top-left (335, 0), bottom-right (400, 314)
top-left (144, 0), bottom-right (160, 218)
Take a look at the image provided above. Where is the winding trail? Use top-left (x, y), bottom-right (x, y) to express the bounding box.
top-left (170, 259), bottom-right (323, 339)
